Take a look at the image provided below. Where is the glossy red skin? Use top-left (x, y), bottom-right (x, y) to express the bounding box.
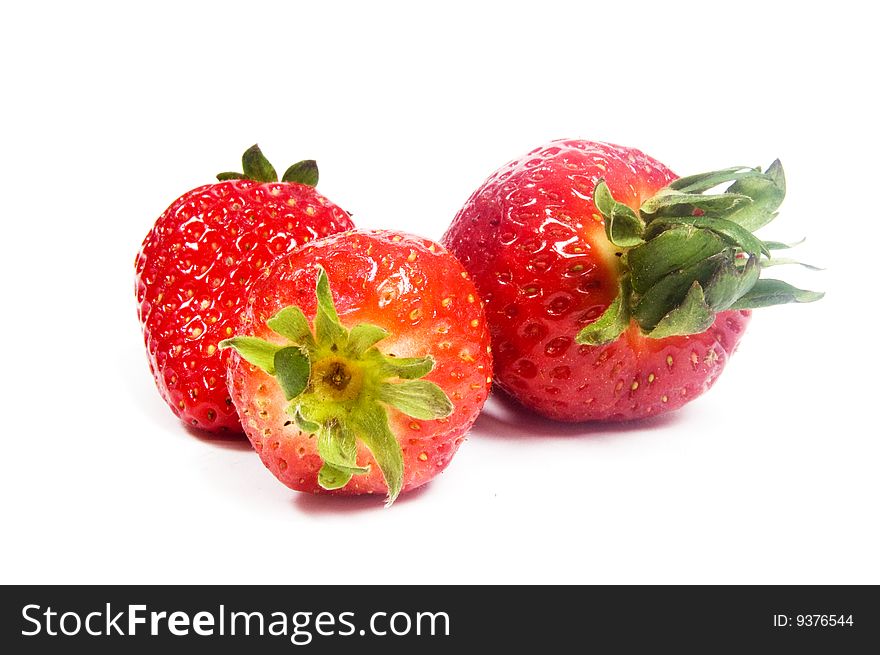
top-left (135, 179), bottom-right (354, 432)
top-left (443, 139), bottom-right (751, 421)
top-left (228, 230), bottom-right (493, 496)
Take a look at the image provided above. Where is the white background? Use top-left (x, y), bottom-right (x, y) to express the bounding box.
top-left (1, 1), bottom-right (877, 584)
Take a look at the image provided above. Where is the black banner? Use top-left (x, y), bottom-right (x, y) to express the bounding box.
top-left (2, 585), bottom-right (876, 652)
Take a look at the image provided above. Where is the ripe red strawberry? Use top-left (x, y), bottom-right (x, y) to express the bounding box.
top-left (135, 145), bottom-right (354, 432)
top-left (443, 139), bottom-right (821, 421)
top-left (220, 230), bottom-right (493, 504)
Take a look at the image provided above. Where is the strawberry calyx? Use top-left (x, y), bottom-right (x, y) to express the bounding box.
top-left (216, 144), bottom-right (319, 186)
top-left (219, 268), bottom-right (453, 506)
top-left (578, 161), bottom-right (823, 345)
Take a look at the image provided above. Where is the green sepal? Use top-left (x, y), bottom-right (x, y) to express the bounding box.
top-left (282, 160), bottom-right (319, 187)
top-left (241, 144), bottom-right (278, 183)
top-left (363, 350), bottom-right (435, 379)
top-left (640, 189), bottom-right (752, 218)
top-left (314, 267), bottom-right (348, 348)
top-left (274, 347), bottom-right (310, 400)
top-left (729, 279), bottom-right (824, 309)
top-left (645, 215), bottom-right (769, 258)
top-left (764, 238), bottom-right (805, 251)
top-left (377, 380), bottom-right (454, 420)
top-left (576, 277), bottom-right (631, 345)
top-left (668, 166), bottom-right (760, 193)
top-left (632, 255), bottom-right (723, 332)
top-left (218, 336), bottom-right (281, 374)
top-left (216, 146), bottom-right (321, 186)
top-left (627, 227), bottom-right (727, 294)
top-left (589, 159), bottom-right (820, 341)
top-left (648, 282), bottom-right (715, 339)
top-left (291, 407), bottom-right (320, 434)
top-left (317, 463), bottom-right (354, 490)
top-left (703, 256), bottom-right (760, 311)
top-left (349, 403), bottom-right (405, 506)
top-left (267, 306), bottom-right (317, 352)
top-left (345, 323), bottom-right (389, 358)
top-left (317, 421), bottom-right (370, 480)
top-left (384, 356), bottom-right (435, 379)
top-left (724, 160), bottom-right (785, 231)
top-left (594, 180), bottom-right (645, 247)
top-left (592, 179), bottom-right (617, 216)
top-left (759, 257), bottom-right (823, 271)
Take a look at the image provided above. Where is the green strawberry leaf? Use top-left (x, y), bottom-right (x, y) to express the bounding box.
top-left (317, 421), bottom-right (369, 476)
top-left (241, 144), bottom-right (278, 183)
top-left (640, 189), bottom-right (752, 218)
top-left (668, 166), bottom-right (760, 193)
top-left (291, 406), bottom-right (321, 434)
top-left (632, 255), bottom-right (724, 331)
top-left (363, 350), bottom-right (435, 379)
top-left (346, 323), bottom-right (390, 358)
top-left (764, 238), bottom-right (805, 250)
top-left (594, 180), bottom-right (645, 247)
top-left (349, 403), bottom-right (405, 506)
top-left (645, 215), bottom-right (768, 257)
top-left (274, 347), bottom-right (310, 400)
top-left (627, 227), bottom-right (728, 294)
top-left (724, 160), bottom-right (785, 231)
top-left (282, 160), bottom-right (319, 187)
top-left (219, 336), bottom-right (281, 374)
top-left (648, 282), bottom-right (714, 339)
top-left (314, 267), bottom-right (348, 348)
top-left (729, 279), bottom-right (824, 309)
top-left (377, 380), bottom-right (453, 420)
top-left (759, 257), bottom-right (823, 271)
top-left (575, 285), bottom-right (630, 345)
top-left (267, 306), bottom-right (317, 351)
top-left (317, 463), bottom-right (354, 490)
top-left (703, 256), bottom-right (760, 312)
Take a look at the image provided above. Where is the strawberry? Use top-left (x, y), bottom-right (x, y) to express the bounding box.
top-left (442, 139), bottom-right (821, 422)
top-left (135, 145), bottom-right (354, 433)
top-left (220, 230), bottom-right (492, 504)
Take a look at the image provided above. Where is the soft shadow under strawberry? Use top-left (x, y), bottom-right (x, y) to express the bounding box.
top-left (183, 424), bottom-right (252, 451)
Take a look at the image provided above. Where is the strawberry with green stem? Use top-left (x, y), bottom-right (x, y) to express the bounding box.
top-left (443, 140), bottom-right (822, 422)
top-left (221, 230), bottom-right (492, 504)
top-left (135, 145), bottom-right (353, 432)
